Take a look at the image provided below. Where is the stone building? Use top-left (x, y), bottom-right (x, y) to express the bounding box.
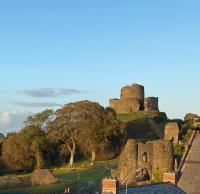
top-left (164, 122), bottom-right (180, 144)
top-left (116, 139), bottom-right (173, 185)
top-left (109, 83), bottom-right (159, 113)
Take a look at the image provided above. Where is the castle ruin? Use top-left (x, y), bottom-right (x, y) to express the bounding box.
top-left (164, 122), bottom-right (180, 144)
top-left (115, 139), bottom-right (173, 185)
top-left (109, 83), bottom-right (159, 113)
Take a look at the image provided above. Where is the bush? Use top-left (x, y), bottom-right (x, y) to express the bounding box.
top-left (173, 144), bottom-right (184, 157)
top-left (182, 129), bottom-right (193, 144)
top-left (152, 168), bottom-right (161, 183)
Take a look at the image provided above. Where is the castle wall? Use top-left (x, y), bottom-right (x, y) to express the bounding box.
top-left (164, 122), bottom-right (179, 144)
top-left (137, 142), bottom-right (153, 176)
top-left (152, 140), bottom-right (173, 176)
top-left (144, 97), bottom-right (159, 111)
top-left (117, 139), bottom-right (173, 184)
top-left (121, 84), bottom-right (144, 101)
top-left (109, 99), bottom-right (120, 110)
top-left (118, 139), bottom-right (138, 185)
top-left (109, 98), bottom-right (141, 113)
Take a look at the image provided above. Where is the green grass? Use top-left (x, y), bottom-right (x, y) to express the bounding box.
top-left (1, 159), bottom-right (117, 193)
top-left (117, 112), bottom-right (146, 122)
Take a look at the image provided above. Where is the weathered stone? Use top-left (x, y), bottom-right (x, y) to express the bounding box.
top-left (117, 139), bottom-right (173, 185)
top-left (109, 83), bottom-right (159, 113)
top-left (31, 169), bottom-right (58, 185)
top-left (144, 97), bottom-right (159, 112)
top-left (121, 84), bottom-right (144, 101)
top-left (118, 139), bottom-right (138, 185)
top-left (164, 122), bottom-right (180, 144)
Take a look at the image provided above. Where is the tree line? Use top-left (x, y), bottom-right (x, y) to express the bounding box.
top-left (0, 101), bottom-right (125, 172)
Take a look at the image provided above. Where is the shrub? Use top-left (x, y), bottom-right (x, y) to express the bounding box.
top-left (173, 144), bottom-right (184, 157)
top-left (152, 168), bottom-right (161, 183)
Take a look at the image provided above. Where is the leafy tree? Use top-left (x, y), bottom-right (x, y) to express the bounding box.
top-left (24, 109), bottom-right (54, 132)
top-left (47, 101), bottom-right (124, 166)
top-left (79, 105), bottom-right (124, 165)
top-left (2, 126), bottom-right (46, 171)
top-left (47, 104), bottom-right (81, 167)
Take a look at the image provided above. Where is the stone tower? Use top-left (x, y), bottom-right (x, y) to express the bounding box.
top-left (109, 83), bottom-right (159, 113)
top-left (144, 97), bottom-right (159, 112)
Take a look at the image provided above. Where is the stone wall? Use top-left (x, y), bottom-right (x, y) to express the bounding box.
top-left (121, 84), bottom-right (144, 103)
top-left (138, 142), bottom-right (153, 176)
top-left (109, 83), bottom-right (159, 113)
top-left (152, 140), bottom-right (173, 175)
top-left (116, 139), bottom-right (173, 185)
top-left (109, 98), bottom-right (140, 113)
top-left (144, 97), bottom-right (159, 112)
top-left (118, 139), bottom-right (138, 185)
top-left (164, 122), bottom-right (180, 144)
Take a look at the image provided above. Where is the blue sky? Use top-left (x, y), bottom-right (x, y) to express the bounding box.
top-left (0, 0), bottom-right (200, 134)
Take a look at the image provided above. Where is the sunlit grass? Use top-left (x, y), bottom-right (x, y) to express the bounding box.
top-left (1, 159), bottom-right (117, 193)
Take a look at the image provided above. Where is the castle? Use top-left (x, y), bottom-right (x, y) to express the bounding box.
top-left (109, 83), bottom-right (159, 113)
top-left (115, 139), bottom-right (173, 185)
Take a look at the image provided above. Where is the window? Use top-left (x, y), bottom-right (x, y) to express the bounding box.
top-left (142, 152), bottom-right (148, 162)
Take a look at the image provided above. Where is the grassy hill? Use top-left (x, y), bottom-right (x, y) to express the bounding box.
top-left (117, 111), bottom-right (167, 140)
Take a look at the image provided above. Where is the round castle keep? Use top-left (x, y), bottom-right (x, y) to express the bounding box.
top-left (109, 83), bottom-right (159, 113)
top-left (121, 84), bottom-right (144, 101)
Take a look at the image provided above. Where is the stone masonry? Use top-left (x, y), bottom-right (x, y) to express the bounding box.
top-left (164, 122), bottom-right (180, 144)
top-left (109, 83), bottom-right (159, 113)
top-left (116, 139), bottom-right (173, 185)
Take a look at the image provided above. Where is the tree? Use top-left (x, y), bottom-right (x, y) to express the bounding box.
top-left (76, 103), bottom-right (124, 165)
top-left (2, 126), bottom-right (46, 171)
top-left (24, 109), bottom-right (54, 132)
top-left (48, 101), bottom-right (124, 166)
top-left (23, 109), bottom-right (55, 168)
top-left (47, 123), bottom-right (77, 167)
top-left (47, 105), bottom-right (80, 167)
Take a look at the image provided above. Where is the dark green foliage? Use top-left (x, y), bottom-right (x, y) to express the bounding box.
top-left (125, 118), bottom-right (159, 140)
top-left (117, 111), bottom-right (167, 140)
top-left (173, 144), bottom-right (184, 157)
top-left (2, 126), bottom-right (46, 171)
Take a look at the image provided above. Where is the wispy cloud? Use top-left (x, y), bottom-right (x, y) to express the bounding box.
top-left (12, 102), bottom-right (62, 108)
top-left (17, 88), bottom-right (84, 98)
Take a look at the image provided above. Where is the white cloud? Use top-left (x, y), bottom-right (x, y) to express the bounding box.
top-left (0, 112), bottom-right (31, 135)
top-left (0, 112), bottom-right (11, 124)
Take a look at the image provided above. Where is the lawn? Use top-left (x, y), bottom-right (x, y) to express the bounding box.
top-left (117, 112), bottom-right (146, 122)
top-left (0, 159), bottom-right (117, 194)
